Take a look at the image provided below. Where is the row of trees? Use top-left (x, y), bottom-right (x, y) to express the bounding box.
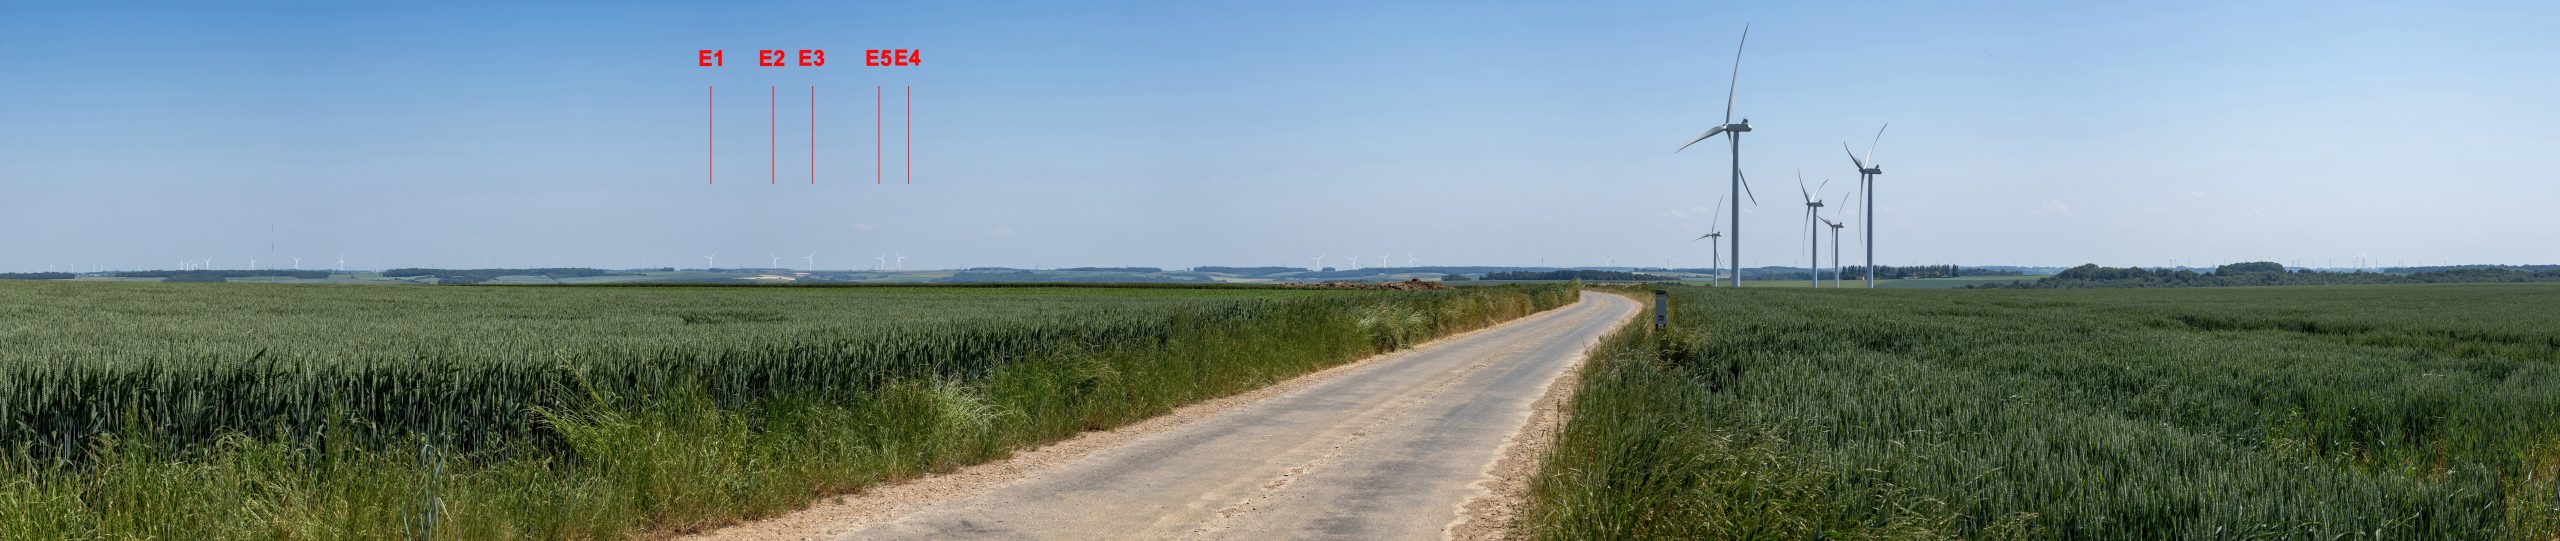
top-left (0, 273), bottom-right (75, 280)
top-left (1482, 270), bottom-right (1676, 281)
top-left (381, 268), bottom-right (617, 280)
top-left (115, 270), bottom-right (331, 279)
top-left (1984, 262), bottom-right (2560, 289)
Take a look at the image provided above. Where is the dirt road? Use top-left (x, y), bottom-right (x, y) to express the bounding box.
top-left (718, 291), bottom-right (1639, 540)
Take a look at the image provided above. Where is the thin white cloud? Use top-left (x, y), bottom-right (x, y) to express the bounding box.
top-left (2034, 200), bottom-right (2072, 216)
top-left (2189, 191), bottom-right (2207, 198)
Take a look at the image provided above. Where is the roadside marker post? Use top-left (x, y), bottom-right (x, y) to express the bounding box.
top-left (1653, 290), bottom-right (1670, 330)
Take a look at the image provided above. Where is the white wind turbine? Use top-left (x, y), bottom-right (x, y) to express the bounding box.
top-left (703, 253), bottom-right (717, 269)
top-left (248, 256), bottom-right (259, 271)
top-left (291, 256), bottom-right (301, 270)
top-left (336, 254), bottom-right (347, 273)
top-left (804, 252), bottom-right (816, 271)
top-left (1797, 172), bottom-right (1828, 288)
top-left (1344, 255), bottom-right (1360, 270)
top-left (1693, 192), bottom-right (1727, 286)
top-left (1821, 216), bottom-right (1845, 287)
top-left (894, 252), bottom-right (906, 271)
top-left (1844, 124), bottom-right (1888, 288)
top-left (1678, 24), bottom-right (1759, 288)
top-left (1308, 254), bottom-right (1325, 271)
top-left (1405, 253), bottom-right (1419, 267)
top-left (874, 253), bottom-right (887, 271)
top-left (769, 254), bottom-right (783, 268)
top-left (1378, 253), bottom-right (1394, 270)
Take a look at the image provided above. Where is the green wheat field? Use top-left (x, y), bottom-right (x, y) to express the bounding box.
top-left (0, 281), bottom-right (1574, 539)
top-left (1532, 283), bottom-right (2560, 540)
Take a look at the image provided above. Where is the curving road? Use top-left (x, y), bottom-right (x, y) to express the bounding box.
top-left (838, 291), bottom-right (1640, 540)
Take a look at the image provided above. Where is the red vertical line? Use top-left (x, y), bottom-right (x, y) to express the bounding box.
top-left (708, 86), bottom-right (714, 184)
top-left (905, 86), bottom-right (911, 184)
top-left (810, 86), bottom-right (816, 184)
top-left (770, 86), bottom-right (777, 184)
top-left (875, 86), bottom-right (883, 184)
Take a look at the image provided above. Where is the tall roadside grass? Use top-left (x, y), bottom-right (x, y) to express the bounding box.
top-left (0, 283), bottom-right (1574, 539)
top-left (1526, 284), bottom-right (2560, 540)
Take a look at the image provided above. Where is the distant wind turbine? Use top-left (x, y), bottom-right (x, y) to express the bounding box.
top-left (703, 253), bottom-right (717, 269)
top-left (769, 254), bottom-right (782, 268)
top-left (1308, 254), bottom-right (1325, 271)
top-left (1821, 216), bottom-right (1845, 287)
top-left (875, 253), bottom-right (887, 271)
top-left (1405, 253), bottom-right (1418, 267)
top-left (804, 252), bottom-right (816, 271)
top-left (336, 254), bottom-right (347, 273)
top-left (1798, 172), bottom-right (1828, 288)
top-left (1844, 124), bottom-right (1888, 288)
top-left (1693, 192), bottom-right (1727, 286)
top-left (1344, 255), bottom-right (1360, 270)
top-left (1378, 253), bottom-right (1394, 270)
top-left (894, 252), bottom-right (906, 271)
top-left (1678, 24), bottom-right (1759, 288)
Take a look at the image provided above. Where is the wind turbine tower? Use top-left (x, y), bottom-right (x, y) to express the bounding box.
top-left (1844, 124), bottom-right (1888, 288)
top-left (1822, 217), bottom-right (1845, 287)
top-left (1678, 25), bottom-right (1758, 288)
top-left (804, 252), bottom-right (816, 271)
top-left (1797, 173), bottom-right (1827, 288)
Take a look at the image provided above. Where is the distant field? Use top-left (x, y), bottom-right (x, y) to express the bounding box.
top-left (1532, 283), bottom-right (2560, 539)
top-left (1655, 275), bottom-right (2040, 288)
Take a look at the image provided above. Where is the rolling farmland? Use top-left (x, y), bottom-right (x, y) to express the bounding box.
top-left (0, 281), bottom-right (1574, 539)
top-left (1531, 284), bottom-right (2560, 539)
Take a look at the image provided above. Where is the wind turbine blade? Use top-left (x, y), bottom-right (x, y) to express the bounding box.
top-left (1724, 24), bottom-right (1748, 124)
top-left (1694, 232), bottom-right (1716, 241)
top-left (1739, 170), bottom-right (1759, 205)
top-left (1677, 126), bottom-right (1727, 152)
top-left (1867, 123), bottom-right (1889, 166)
top-left (1844, 142), bottom-right (1865, 170)
top-left (1817, 178), bottom-right (1831, 197)
top-left (1797, 170), bottom-right (1810, 203)
top-left (1707, 192), bottom-right (1726, 226)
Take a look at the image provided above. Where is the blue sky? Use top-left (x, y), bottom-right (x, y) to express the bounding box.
top-left (3, 1), bottom-right (2553, 272)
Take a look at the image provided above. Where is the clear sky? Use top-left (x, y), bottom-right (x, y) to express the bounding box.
top-left (4, 1), bottom-right (2553, 272)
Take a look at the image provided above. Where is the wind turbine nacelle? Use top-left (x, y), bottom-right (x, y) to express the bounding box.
top-left (1861, 167), bottom-right (1882, 175)
top-left (1727, 122), bottom-right (1752, 132)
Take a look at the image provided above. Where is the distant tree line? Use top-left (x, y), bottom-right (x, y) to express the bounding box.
top-left (2383, 264), bottom-right (2560, 273)
top-left (115, 270), bottom-right (331, 279)
top-left (935, 270), bottom-right (1209, 284)
top-left (1980, 262), bottom-right (2560, 289)
top-left (0, 272), bottom-right (75, 280)
top-left (1482, 270), bottom-right (1676, 282)
top-left (381, 268), bottom-right (617, 280)
top-left (1055, 267), bottom-right (1163, 273)
top-left (1193, 266), bottom-right (1306, 276)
